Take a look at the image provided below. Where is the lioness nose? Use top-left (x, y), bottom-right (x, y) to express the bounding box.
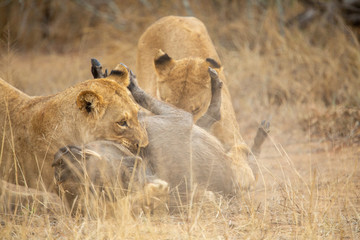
top-left (137, 134), bottom-right (149, 148)
top-left (139, 138), bottom-right (148, 148)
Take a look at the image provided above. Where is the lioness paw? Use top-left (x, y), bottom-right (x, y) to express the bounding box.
top-left (141, 179), bottom-right (169, 214)
top-left (145, 179), bottom-right (169, 199)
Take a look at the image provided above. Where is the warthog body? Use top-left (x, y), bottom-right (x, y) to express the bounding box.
top-left (55, 63), bottom-right (269, 212)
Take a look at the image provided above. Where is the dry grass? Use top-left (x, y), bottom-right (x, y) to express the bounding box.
top-left (0, 1), bottom-right (359, 239)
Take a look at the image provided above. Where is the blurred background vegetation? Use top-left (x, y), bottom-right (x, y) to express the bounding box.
top-left (0, 0), bottom-right (359, 145)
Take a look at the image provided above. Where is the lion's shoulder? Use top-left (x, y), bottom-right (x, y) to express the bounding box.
top-left (0, 65), bottom-right (148, 190)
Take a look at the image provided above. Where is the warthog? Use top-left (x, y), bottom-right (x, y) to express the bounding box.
top-left (53, 61), bottom-right (269, 213)
top-left (52, 140), bottom-right (169, 216)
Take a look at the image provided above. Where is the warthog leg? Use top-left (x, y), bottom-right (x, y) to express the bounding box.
top-left (127, 68), bottom-right (192, 118)
top-left (91, 58), bottom-right (108, 78)
top-left (251, 120), bottom-right (270, 158)
top-left (247, 120), bottom-right (270, 179)
top-left (195, 67), bottom-right (223, 130)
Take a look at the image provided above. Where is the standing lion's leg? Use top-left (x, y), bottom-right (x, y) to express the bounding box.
top-left (196, 67), bottom-right (223, 130)
top-left (229, 121), bottom-right (270, 190)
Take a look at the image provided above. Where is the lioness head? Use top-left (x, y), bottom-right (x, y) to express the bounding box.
top-left (76, 64), bottom-right (148, 151)
top-left (153, 49), bottom-right (222, 121)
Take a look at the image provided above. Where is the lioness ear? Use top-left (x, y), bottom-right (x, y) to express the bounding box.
top-left (76, 90), bottom-right (105, 117)
top-left (107, 63), bottom-right (130, 86)
top-left (206, 58), bottom-right (222, 69)
top-left (154, 49), bottom-right (175, 78)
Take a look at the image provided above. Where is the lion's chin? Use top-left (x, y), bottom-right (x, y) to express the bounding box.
top-left (119, 139), bottom-right (139, 154)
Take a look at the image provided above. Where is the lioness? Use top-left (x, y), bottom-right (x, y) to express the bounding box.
top-left (136, 16), bottom-right (256, 184)
top-left (0, 64), bottom-right (148, 194)
top-left (136, 16), bottom-right (242, 149)
top-left (56, 62), bottom-right (268, 212)
top-left (0, 180), bottom-right (62, 215)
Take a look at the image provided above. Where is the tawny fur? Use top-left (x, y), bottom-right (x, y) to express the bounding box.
top-left (0, 64), bottom-right (148, 193)
top-left (136, 16), bottom-right (242, 149)
top-left (0, 180), bottom-right (63, 215)
top-left (136, 16), bottom-right (254, 187)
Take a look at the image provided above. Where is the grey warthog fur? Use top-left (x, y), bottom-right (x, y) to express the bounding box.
top-left (54, 61), bottom-right (269, 213)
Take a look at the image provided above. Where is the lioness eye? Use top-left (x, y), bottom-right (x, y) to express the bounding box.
top-left (192, 107), bottom-right (200, 114)
top-left (117, 120), bottom-right (128, 127)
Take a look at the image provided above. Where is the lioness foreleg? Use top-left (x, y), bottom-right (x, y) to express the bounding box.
top-left (131, 178), bottom-right (169, 216)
